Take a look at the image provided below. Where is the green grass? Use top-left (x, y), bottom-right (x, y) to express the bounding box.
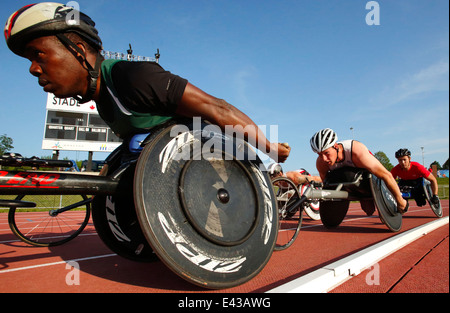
top-left (437, 177), bottom-right (449, 199)
top-left (0, 194), bottom-right (90, 213)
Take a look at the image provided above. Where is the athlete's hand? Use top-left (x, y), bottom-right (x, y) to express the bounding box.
top-left (272, 142), bottom-right (290, 163)
top-left (397, 198), bottom-right (409, 214)
top-left (431, 195), bottom-right (440, 205)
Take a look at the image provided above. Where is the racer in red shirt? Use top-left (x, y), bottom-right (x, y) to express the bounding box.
top-left (391, 149), bottom-right (439, 208)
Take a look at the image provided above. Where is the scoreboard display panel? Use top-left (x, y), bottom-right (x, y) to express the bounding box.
top-left (42, 93), bottom-right (122, 153)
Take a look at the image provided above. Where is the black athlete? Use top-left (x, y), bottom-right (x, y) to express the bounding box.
top-left (5, 2), bottom-right (290, 162)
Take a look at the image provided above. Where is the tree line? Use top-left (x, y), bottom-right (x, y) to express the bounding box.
top-left (374, 151), bottom-right (449, 171)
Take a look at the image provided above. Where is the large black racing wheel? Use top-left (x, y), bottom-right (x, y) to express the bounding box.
top-left (92, 146), bottom-right (157, 262)
top-left (319, 200), bottom-right (350, 229)
top-left (133, 121), bottom-right (278, 289)
top-left (423, 180), bottom-right (443, 218)
top-left (370, 175), bottom-right (402, 232)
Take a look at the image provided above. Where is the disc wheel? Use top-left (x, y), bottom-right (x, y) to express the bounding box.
top-left (319, 200), bottom-right (349, 229)
top-left (91, 157), bottom-right (157, 263)
top-left (370, 175), bottom-right (402, 232)
top-left (133, 121), bottom-right (278, 289)
top-left (424, 182), bottom-right (443, 218)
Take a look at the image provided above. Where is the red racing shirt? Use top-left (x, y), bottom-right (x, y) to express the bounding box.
top-left (391, 161), bottom-right (431, 180)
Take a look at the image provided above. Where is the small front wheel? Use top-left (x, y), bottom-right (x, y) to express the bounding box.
top-left (9, 195), bottom-right (91, 246)
top-left (299, 184), bottom-right (321, 220)
top-left (272, 177), bottom-right (303, 251)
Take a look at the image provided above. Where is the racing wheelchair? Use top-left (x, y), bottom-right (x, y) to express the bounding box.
top-left (398, 178), bottom-right (442, 218)
top-left (270, 166), bottom-right (407, 251)
top-left (0, 119), bottom-right (278, 289)
top-left (0, 155), bottom-right (92, 247)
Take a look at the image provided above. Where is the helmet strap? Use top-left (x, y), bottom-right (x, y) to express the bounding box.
top-left (334, 145), bottom-right (340, 164)
top-left (55, 33), bottom-right (101, 103)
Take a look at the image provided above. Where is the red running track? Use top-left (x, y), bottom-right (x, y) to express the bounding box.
top-left (0, 200), bottom-right (448, 293)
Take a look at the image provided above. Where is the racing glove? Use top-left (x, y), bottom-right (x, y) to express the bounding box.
top-left (431, 195), bottom-right (440, 205)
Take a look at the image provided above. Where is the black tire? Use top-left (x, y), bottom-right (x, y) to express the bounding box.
top-left (134, 121), bottom-right (278, 289)
top-left (423, 181), bottom-right (443, 218)
top-left (91, 152), bottom-right (157, 262)
top-left (370, 175), bottom-right (402, 232)
top-left (9, 194), bottom-right (90, 247)
top-left (319, 200), bottom-right (349, 229)
top-left (272, 177), bottom-right (303, 251)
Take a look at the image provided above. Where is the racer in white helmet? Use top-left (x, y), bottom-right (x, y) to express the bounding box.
top-left (310, 128), bottom-right (409, 214)
top-left (310, 128), bottom-right (338, 154)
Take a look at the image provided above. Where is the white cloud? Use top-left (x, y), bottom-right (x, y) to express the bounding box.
top-left (358, 59), bottom-right (449, 116)
top-left (394, 59), bottom-right (449, 104)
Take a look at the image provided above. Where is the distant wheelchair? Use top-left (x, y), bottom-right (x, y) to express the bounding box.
top-left (302, 167), bottom-right (403, 232)
top-left (398, 178), bottom-right (443, 218)
top-left (270, 166), bottom-right (405, 251)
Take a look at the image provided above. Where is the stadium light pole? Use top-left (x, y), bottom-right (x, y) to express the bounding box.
top-left (421, 146), bottom-right (425, 166)
top-left (101, 45), bottom-right (160, 63)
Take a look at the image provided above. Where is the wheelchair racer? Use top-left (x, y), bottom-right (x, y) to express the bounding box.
top-left (310, 128), bottom-right (409, 214)
top-left (4, 2), bottom-right (290, 163)
top-left (391, 148), bottom-right (440, 208)
top-left (267, 163), bottom-right (321, 185)
top-left (268, 162), bottom-right (322, 220)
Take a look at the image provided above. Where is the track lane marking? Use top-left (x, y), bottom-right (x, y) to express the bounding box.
top-left (0, 253), bottom-right (117, 274)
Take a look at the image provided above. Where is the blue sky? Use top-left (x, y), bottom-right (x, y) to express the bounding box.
top-left (1, 0), bottom-right (448, 174)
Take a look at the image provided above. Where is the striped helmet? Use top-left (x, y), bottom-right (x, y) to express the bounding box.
top-left (4, 2), bottom-right (102, 56)
top-left (310, 128), bottom-right (338, 153)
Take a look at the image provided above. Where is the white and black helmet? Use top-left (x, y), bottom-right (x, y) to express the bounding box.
top-left (310, 128), bottom-right (338, 153)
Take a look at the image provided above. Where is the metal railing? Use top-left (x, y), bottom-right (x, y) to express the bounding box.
top-left (440, 185), bottom-right (449, 199)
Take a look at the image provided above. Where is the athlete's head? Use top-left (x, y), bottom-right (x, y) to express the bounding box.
top-left (310, 128), bottom-right (339, 166)
top-left (267, 162), bottom-right (283, 178)
top-left (395, 148), bottom-right (411, 170)
top-left (4, 2), bottom-right (103, 103)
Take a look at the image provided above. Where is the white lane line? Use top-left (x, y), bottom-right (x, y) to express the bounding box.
top-left (301, 207), bottom-right (442, 229)
top-left (267, 216), bottom-right (449, 293)
top-left (0, 253), bottom-right (117, 274)
top-left (0, 232), bottom-right (98, 244)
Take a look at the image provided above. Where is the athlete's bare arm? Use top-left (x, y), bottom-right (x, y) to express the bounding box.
top-left (176, 82), bottom-right (290, 162)
top-left (351, 141), bottom-right (408, 210)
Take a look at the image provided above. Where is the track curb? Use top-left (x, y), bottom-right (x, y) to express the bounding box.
top-left (267, 216), bottom-right (449, 293)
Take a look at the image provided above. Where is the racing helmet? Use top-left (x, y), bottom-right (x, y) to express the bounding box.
top-left (4, 3), bottom-right (103, 103)
top-left (310, 128), bottom-right (338, 153)
top-left (267, 162), bottom-right (283, 177)
top-left (395, 148), bottom-right (411, 158)
top-left (5, 2), bottom-right (102, 56)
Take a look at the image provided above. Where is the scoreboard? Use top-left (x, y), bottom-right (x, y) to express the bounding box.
top-left (42, 93), bottom-right (122, 153)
